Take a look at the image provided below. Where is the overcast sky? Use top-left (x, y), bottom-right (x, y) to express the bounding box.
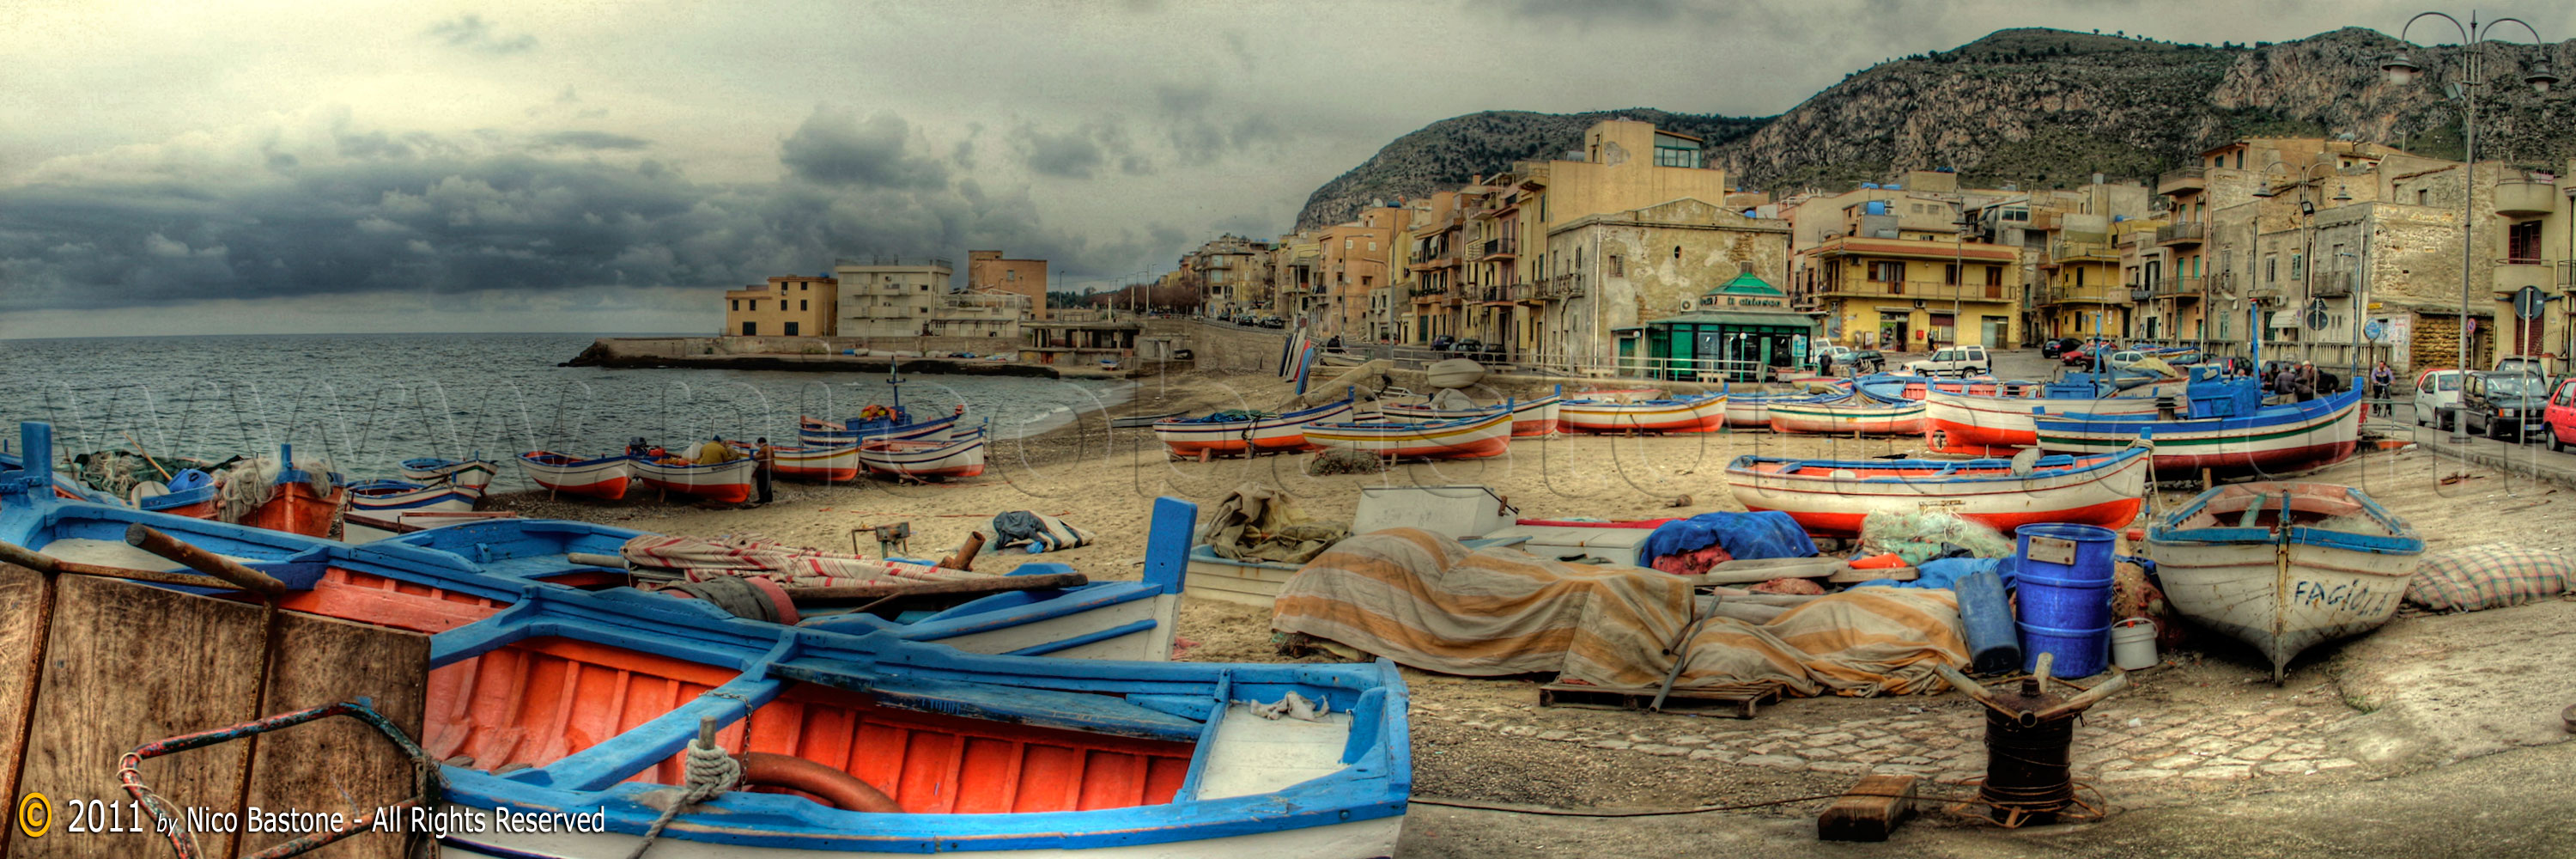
top-left (1, 0), bottom-right (2558, 338)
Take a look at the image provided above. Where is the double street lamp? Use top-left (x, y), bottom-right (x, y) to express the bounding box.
top-left (2382, 10), bottom-right (2555, 442)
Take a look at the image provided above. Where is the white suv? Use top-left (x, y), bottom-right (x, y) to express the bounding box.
top-left (1905, 345), bottom-right (1991, 378)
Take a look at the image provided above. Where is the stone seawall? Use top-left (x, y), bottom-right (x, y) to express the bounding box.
top-left (561, 337), bottom-right (1115, 378)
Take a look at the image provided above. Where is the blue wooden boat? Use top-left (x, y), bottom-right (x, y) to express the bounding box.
top-left (2034, 381), bottom-right (2363, 475)
top-left (799, 363), bottom-right (969, 447)
top-left (0, 422), bottom-right (1410, 858)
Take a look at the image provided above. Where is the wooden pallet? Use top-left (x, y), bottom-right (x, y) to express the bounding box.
top-left (1536, 682), bottom-right (1781, 718)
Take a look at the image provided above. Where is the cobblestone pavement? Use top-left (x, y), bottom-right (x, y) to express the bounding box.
top-left (1412, 669), bottom-right (2373, 810)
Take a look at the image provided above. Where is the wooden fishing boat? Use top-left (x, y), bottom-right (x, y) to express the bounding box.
top-left (1922, 381), bottom-right (2180, 454)
top-left (1568, 387), bottom-right (1662, 403)
top-left (1558, 393), bottom-right (1728, 434)
top-left (345, 478), bottom-right (481, 516)
top-left (1303, 411), bottom-right (1512, 460)
top-left (398, 455), bottom-right (498, 490)
top-left (1722, 390), bottom-right (1843, 429)
top-left (1726, 444), bottom-right (2152, 537)
top-left (517, 450), bottom-right (635, 500)
top-left (635, 454), bottom-right (757, 503)
top-left (2146, 482), bottom-right (2425, 680)
top-left (1317, 350), bottom-right (1370, 369)
top-left (2034, 386), bottom-right (2362, 475)
top-left (0, 449), bottom-right (125, 504)
top-left (1154, 399), bottom-right (1355, 457)
top-left (799, 410), bottom-right (962, 447)
top-left (771, 442), bottom-right (862, 482)
top-left (1381, 393), bottom-right (1562, 436)
top-left (1765, 394), bottom-right (1926, 435)
top-left (341, 509), bottom-right (523, 542)
top-left (230, 444), bottom-right (345, 538)
top-left (858, 426), bottom-right (989, 479)
top-left (0, 435), bottom-right (1405, 857)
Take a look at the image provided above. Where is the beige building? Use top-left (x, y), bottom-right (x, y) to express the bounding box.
top-left (722, 274), bottom-right (837, 338)
top-left (833, 258), bottom-right (954, 338)
top-left (1542, 197), bottom-right (1795, 364)
top-left (1185, 235), bottom-right (1274, 318)
top-left (1272, 232), bottom-right (1323, 328)
top-left (966, 250), bottom-right (1048, 320)
top-left (1316, 206), bottom-right (1403, 336)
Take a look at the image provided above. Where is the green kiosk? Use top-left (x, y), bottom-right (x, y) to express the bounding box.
top-left (1615, 273), bottom-right (1820, 382)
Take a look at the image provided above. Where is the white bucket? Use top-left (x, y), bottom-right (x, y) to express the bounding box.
top-left (2111, 617), bottom-right (2159, 670)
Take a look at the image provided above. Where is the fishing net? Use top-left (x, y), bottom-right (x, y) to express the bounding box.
top-left (1854, 510), bottom-right (2016, 566)
top-left (68, 450), bottom-right (230, 497)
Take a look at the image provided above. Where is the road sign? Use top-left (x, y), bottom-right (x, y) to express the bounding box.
top-left (2513, 284), bottom-right (2549, 320)
top-left (2364, 319), bottom-right (2387, 342)
top-left (2305, 299), bottom-right (2330, 332)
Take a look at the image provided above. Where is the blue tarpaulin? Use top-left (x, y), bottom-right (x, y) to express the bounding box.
top-left (1642, 511), bottom-right (1817, 563)
top-left (1855, 556), bottom-right (2022, 590)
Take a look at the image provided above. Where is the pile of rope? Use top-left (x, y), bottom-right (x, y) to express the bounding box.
top-left (213, 457), bottom-right (279, 523)
top-left (626, 728), bottom-right (741, 859)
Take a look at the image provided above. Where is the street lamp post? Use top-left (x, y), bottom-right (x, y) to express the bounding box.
top-left (2383, 10), bottom-right (2557, 442)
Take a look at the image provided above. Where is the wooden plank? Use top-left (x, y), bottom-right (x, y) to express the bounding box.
top-left (0, 564), bottom-right (48, 848)
top-left (238, 611), bottom-right (430, 859)
top-left (1828, 564), bottom-right (1917, 584)
top-left (1817, 774), bottom-right (1918, 842)
top-left (18, 575), bottom-right (267, 858)
top-left (1535, 683), bottom-right (1778, 719)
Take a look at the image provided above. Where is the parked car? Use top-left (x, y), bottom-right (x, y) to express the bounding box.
top-left (2040, 337), bottom-right (2081, 359)
top-left (2460, 370), bottom-right (2553, 442)
top-left (1810, 344), bottom-right (1854, 372)
top-left (2413, 369), bottom-right (2465, 430)
top-left (2494, 356), bottom-right (2549, 378)
top-left (2544, 377), bottom-right (2576, 452)
top-left (1905, 345), bottom-right (1991, 377)
top-left (2105, 350), bottom-right (2148, 369)
top-left (1830, 349), bottom-right (1886, 374)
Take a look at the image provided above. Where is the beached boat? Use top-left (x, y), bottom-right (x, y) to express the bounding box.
top-left (858, 426), bottom-right (989, 479)
top-left (1722, 390), bottom-right (1843, 429)
top-left (1765, 394), bottom-right (1926, 436)
top-left (1425, 357), bottom-right (1485, 389)
top-left (517, 450), bottom-right (635, 500)
top-left (341, 509), bottom-right (523, 542)
top-left (2034, 385), bottom-right (2362, 476)
top-left (345, 478), bottom-right (481, 516)
top-left (398, 455), bottom-right (497, 490)
top-left (0, 449), bottom-right (125, 504)
top-left (1303, 411), bottom-right (1513, 460)
top-left (0, 445), bottom-right (1409, 857)
top-left (1922, 378), bottom-right (2186, 454)
top-left (799, 410), bottom-right (963, 447)
top-left (1381, 393), bottom-right (1562, 436)
top-left (1727, 444), bottom-right (2152, 537)
top-left (1569, 387), bottom-right (1662, 403)
top-left (1155, 399), bottom-right (1356, 457)
top-left (771, 441), bottom-right (862, 482)
top-left (231, 444), bottom-right (346, 538)
top-left (635, 454), bottom-right (757, 503)
top-left (2146, 482), bottom-right (2425, 680)
top-left (1558, 393), bottom-right (1728, 434)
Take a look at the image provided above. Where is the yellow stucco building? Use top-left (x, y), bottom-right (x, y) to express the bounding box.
top-left (723, 274), bottom-right (837, 337)
top-left (1801, 235), bottom-right (2024, 349)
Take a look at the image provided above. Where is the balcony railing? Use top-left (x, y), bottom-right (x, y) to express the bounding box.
top-left (2168, 277), bottom-right (2203, 301)
top-left (2312, 273), bottom-right (2353, 298)
top-left (2047, 239), bottom-right (2116, 263)
top-left (1540, 274), bottom-right (1585, 299)
top-left (2155, 222), bottom-right (2206, 246)
top-left (2157, 168), bottom-right (2207, 197)
top-left (2561, 260), bottom-right (2576, 289)
top-left (2129, 285), bottom-right (2155, 302)
top-left (1468, 236), bottom-right (1520, 260)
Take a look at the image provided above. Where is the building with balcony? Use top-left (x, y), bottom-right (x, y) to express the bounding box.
top-left (834, 258), bottom-right (954, 338)
top-left (1795, 232), bottom-right (2023, 350)
top-left (1177, 235), bottom-right (1273, 319)
top-left (723, 274), bottom-right (838, 338)
top-left (965, 250), bottom-right (1049, 321)
top-left (1316, 205), bottom-right (1405, 337)
top-left (1541, 197), bottom-right (1793, 366)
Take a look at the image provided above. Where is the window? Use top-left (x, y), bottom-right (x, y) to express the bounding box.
top-left (2417, 188), bottom-right (2430, 205)
top-left (1609, 255), bottom-right (1624, 277)
top-left (1673, 246), bottom-right (1682, 259)
top-left (1871, 261), bottom-right (1905, 284)
top-left (785, 321), bottom-right (800, 336)
top-left (2075, 267), bottom-right (2086, 287)
top-left (730, 299), bottom-right (738, 311)
top-left (1986, 266), bottom-right (2002, 287)
top-left (799, 300), bottom-right (808, 311)
top-left (799, 282), bottom-right (808, 290)
top-left (2265, 256), bottom-right (2276, 283)
top-left (2509, 221), bottom-right (2543, 263)
top-left (1944, 264), bottom-right (1961, 286)
top-left (2234, 151), bottom-right (2244, 169)
top-left (741, 321), bottom-right (756, 335)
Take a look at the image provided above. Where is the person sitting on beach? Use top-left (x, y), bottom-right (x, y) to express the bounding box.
top-left (695, 436), bottom-right (744, 465)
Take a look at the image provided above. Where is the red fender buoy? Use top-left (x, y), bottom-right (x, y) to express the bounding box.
top-left (738, 752), bottom-right (902, 813)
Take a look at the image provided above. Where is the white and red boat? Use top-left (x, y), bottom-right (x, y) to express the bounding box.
top-left (1727, 443), bottom-right (2152, 537)
top-left (1765, 394), bottom-right (1926, 436)
top-left (635, 455), bottom-right (757, 503)
top-left (2036, 387), bottom-right (2362, 476)
top-left (1559, 393), bottom-right (1728, 434)
top-left (858, 427), bottom-right (988, 479)
top-left (515, 451), bottom-right (634, 500)
top-left (1381, 393), bottom-right (1561, 436)
top-left (769, 442), bottom-right (861, 482)
top-left (340, 509), bottom-right (522, 543)
top-left (1921, 379), bottom-right (2188, 454)
top-left (1303, 410), bottom-right (1513, 460)
top-left (346, 478), bottom-right (481, 517)
top-left (1154, 399), bottom-right (1355, 457)
top-left (1569, 387), bottom-right (1662, 403)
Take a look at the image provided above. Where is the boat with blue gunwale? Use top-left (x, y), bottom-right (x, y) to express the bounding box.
top-left (2146, 482), bottom-right (2424, 681)
top-left (1303, 410), bottom-right (1513, 460)
top-left (2034, 381), bottom-right (2361, 475)
top-left (1154, 399), bottom-right (1356, 456)
top-left (1558, 392), bottom-right (1728, 434)
top-left (1726, 443), bottom-right (2150, 537)
top-left (0, 427), bottom-right (1409, 857)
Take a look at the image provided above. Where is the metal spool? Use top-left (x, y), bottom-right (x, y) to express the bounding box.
top-left (1934, 653), bottom-right (2129, 827)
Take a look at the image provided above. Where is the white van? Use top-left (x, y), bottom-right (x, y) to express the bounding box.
top-left (1905, 345), bottom-right (1991, 378)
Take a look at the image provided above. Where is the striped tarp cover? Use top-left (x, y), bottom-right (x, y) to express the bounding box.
top-left (1273, 528), bottom-right (1966, 698)
top-left (2403, 545), bottom-right (2573, 613)
top-left (619, 533), bottom-right (985, 588)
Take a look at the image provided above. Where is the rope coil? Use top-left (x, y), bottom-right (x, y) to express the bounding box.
top-left (625, 719), bottom-right (741, 859)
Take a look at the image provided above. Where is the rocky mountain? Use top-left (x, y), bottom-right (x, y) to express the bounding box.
top-left (1295, 27), bottom-right (2576, 229)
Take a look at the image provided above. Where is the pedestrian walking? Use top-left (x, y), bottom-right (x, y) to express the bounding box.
top-left (753, 436), bottom-right (775, 505)
top-left (2368, 361), bottom-right (2395, 417)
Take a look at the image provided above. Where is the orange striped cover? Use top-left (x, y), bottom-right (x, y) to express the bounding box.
top-left (1272, 529), bottom-right (1967, 697)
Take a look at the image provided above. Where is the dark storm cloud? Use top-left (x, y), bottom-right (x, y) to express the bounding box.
top-left (1507, 0), bottom-right (1681, 26)
top-left (1012, 121), bottom-right (1143, 180)
top-left (779, 108), bottom-right (951, 190)
top-left (0, 119), bottom-right (1169, 314)
top-left (536, 131), bottom-right (652, 150)
top-left (1151, 83), bottom-right (1287, 168)
top-left (424, 14), bottom-right (538, 55)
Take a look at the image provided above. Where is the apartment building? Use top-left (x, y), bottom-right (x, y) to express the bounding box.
top-left (965, 250), bottom-right (1048, 320)
top-left (722, 274), bottom-right (838, 337)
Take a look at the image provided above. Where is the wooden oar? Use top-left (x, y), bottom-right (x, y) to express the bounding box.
top-left (122, 523), bottom-right (289, 597)
top-left (0, 540), bottom-right (242, 590)
top-left (781, 571), bottom-right (1089, 605)
top-left (122, 430), bottom-right (176, 483)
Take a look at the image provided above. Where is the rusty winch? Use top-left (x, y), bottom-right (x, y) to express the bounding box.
top-left (1934, 653), bottom-right (2128, 826)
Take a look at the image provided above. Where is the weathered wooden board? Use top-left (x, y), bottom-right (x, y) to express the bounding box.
top-left (1, 571), bottom-right (427, 859)
top-left (0, 564), bottom-right (50, 844)
top-left (1817, 773), bottom-right (1918, 842)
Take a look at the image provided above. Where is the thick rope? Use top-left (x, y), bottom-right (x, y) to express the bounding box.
top-left (623, 734), bottom-right (741, 859)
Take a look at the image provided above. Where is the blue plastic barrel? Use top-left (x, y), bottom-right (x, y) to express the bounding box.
top-left (1954, 569), bottom-right (2021, 674)
top-left (2014, 523), bottom-right (2116, 678)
